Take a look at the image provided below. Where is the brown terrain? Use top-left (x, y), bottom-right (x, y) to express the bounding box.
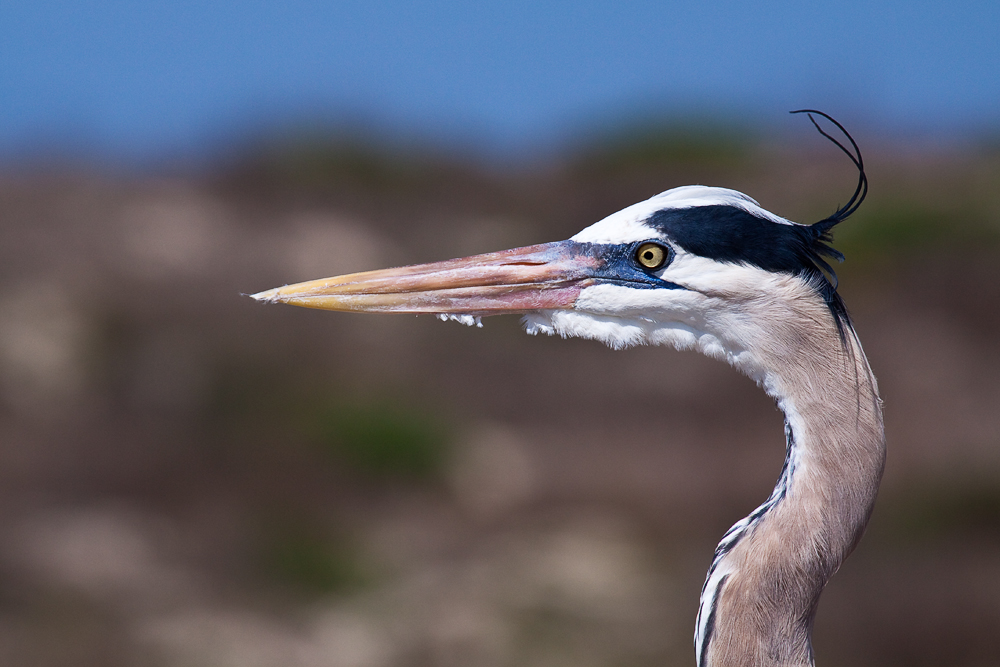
top-left (0, 128), bottom-right (998, 666)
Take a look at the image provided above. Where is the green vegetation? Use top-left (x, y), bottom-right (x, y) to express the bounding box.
top-left (260, 522), bottom-right (372, 595)
top-left (834, 200), bottom-right (954, 260)
top-left (838, 201), bottom-right (998, 260)
top-left (313, 398), bottom-right (452, 479)
top-left (223, 124), bottom-right (469, 197)
top-left (263, 137), bottom-right (429, 190)
top-left (869, 478), bottom-right (1000, 546)
top-left (569, 118), bottom-right (755, 174)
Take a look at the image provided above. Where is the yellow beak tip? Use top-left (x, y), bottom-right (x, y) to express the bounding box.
top-left (250, 287), bottom-right (283, 303)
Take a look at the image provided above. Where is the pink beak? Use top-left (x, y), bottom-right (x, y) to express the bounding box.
top-left (251, 241), bottom-right (600, 316)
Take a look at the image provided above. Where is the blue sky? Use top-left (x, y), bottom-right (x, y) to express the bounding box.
top-left (2, 0), bottom-right (998, 161)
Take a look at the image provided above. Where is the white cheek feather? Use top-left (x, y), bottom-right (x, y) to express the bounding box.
top-left (525, 262), bottom-right (775, 380)
top-left (523, 304), bottom-right (763, 379)
top-left (661, 250), bottom-right (781, 306)
top-left (659, 251), bottom-right (736, 288)
top-left (523, 310), bottom-right (648, 350)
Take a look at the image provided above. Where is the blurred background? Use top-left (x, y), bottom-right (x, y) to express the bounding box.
top-left (1, 1), bottom-right (999, 665)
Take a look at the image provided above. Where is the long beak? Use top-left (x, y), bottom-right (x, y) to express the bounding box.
top-left (251, 241), bottom-right (599, 315)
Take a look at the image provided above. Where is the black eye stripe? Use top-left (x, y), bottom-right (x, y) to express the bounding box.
top-left (647, 205), bottom-right (816, 274)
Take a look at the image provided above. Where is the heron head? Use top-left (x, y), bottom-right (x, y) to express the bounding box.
top-left (520, 186), bottom-right (849, 358)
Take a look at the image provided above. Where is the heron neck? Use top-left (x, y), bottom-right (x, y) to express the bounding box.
top-left (697, 326), bottom-right (886, 667)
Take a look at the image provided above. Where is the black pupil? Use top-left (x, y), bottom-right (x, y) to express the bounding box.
top-left (644, 251), bottom-right (654, 260)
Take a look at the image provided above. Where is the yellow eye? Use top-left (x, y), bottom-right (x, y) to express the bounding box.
top-left (635, 242), bottom-right (668, 269)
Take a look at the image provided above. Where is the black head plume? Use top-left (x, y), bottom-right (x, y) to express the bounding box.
top-left (788, 109), bottom-right (868, 283)
top-left (790, 109), bottom-right (868, 230)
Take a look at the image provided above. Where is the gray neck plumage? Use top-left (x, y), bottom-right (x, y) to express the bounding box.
top-left (695, 320), bottom-right (886, 667)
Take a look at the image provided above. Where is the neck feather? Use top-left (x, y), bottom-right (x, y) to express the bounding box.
top-left (695, 308), bottom-right (885, 667)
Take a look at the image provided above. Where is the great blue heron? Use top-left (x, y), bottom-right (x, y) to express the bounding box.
top-left (253, 111), bottom-right (885, 667)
